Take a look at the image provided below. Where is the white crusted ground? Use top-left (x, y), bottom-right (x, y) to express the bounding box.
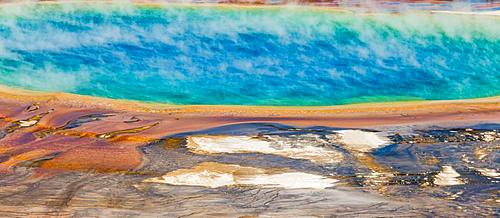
top-left (144, 162), bottom-right (337, 189)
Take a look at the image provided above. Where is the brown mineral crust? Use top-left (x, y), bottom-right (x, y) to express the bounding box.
top-left (0, 87), bottom-right (499, 173)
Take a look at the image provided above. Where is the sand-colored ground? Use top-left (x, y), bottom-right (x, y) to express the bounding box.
top-left (1, 85), bottom-right (499, 128)
top-left (0, 86), bottom-right (498, 172)
top-left (0, 86), bottom-right (498, 216)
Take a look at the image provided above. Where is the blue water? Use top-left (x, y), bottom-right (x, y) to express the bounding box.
top-left (0, 4), bottom-right (499, 105)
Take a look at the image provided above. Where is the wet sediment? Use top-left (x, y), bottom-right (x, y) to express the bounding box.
top-left (0, 95), bottom-right (499, 216)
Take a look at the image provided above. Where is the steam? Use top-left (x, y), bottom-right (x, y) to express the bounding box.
top-left (0, 64), bottom-right (90, 92)
top-left (0, 1), bottom-right (498, 105)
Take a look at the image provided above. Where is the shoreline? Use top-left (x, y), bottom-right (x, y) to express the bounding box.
top-left (1, 85), bottom-right (499, 129)
top-left (0, 87), bottom-right (498, 216)
top-left (0, 84), bottom-right (498, 177)
top-left (0, 0), bottom-right (499, 173)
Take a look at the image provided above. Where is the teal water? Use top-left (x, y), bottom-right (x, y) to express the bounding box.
top-left (0, 3), bottom-right (499, 105)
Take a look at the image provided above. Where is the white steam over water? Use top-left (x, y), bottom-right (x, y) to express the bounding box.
top-left (0, 2), bottom-right (498, 105)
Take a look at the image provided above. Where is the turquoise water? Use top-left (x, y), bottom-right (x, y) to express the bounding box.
top-left (0, 3), bottom-right (499, 106)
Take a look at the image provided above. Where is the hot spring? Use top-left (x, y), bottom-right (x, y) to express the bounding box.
top-left (0, 3), bottom-right (499, 106)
